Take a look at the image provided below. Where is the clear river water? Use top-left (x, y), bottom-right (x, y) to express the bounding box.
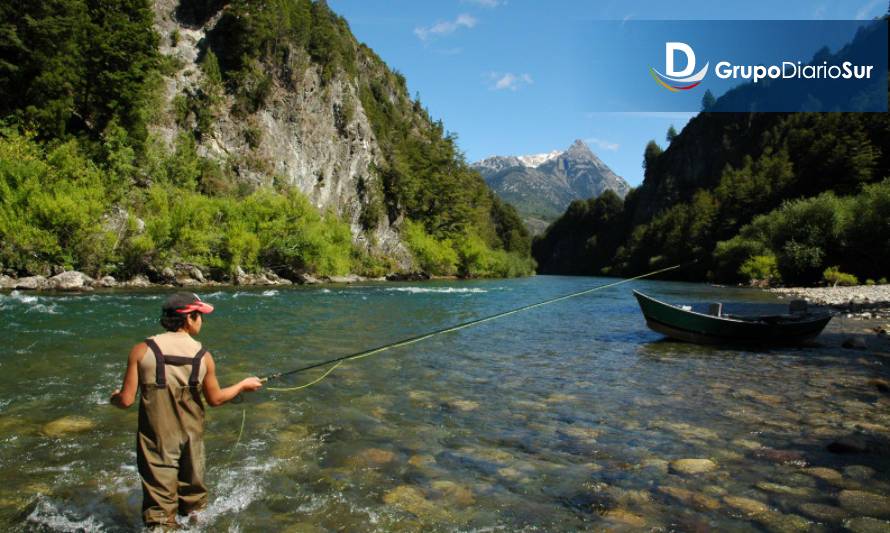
top-left (1, 276), bottom-right (888, 532)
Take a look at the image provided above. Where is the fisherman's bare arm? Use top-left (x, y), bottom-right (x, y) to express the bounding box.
top-left (201, 352), bottom-right (262, 407)
top-left (110, 342), bottom-right (144, 409)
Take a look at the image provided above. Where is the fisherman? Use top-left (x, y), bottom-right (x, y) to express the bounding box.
top-left (110, 292), bottom-right (263, 528)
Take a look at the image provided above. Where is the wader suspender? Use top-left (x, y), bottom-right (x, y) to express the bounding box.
top-left (144, 339), bottom-right (207, 388)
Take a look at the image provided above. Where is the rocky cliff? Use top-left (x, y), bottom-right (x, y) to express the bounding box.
top-left (151, 0), bottom-right (410, 266)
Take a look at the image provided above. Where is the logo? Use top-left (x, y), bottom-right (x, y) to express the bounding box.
top-left (650, 42), bottom-right (709, 92)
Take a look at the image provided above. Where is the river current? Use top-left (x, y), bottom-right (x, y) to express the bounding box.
top-left (1, 276), bottom-right (888, 531)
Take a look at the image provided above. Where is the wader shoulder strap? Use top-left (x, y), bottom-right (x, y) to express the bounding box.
top-left (144, 338), bottom-right (166, 388)
top-left (189, 347), bottom-right (208, 387)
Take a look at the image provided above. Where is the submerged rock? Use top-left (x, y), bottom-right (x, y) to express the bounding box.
top-left (41, 416), bottom-right (96, 437)
top-left (669, 458), bottom-right (718, 475)
top-left (844, 516), bottom-right (890, 533)
top-left (756, 482), bottom-right (814, 497)
top-left (755, 511), bottom-right (811, 533)
top-left (805, 466), bottom-right (844, 483)
top-left (430, 480), bottom-right (475, 506)
top-left (798, 503), bottom-right (850, 522)
top-left (838, 490), bottom-right (890, 519)
top-left (603, 509), bottom-right (647, 527)
top-left (723, 495), bottom-right (769, 516)
top-left (350, 448), bottom-right (396, 467)
top-left (383, 485), bottom-right (447, 520)
top-left (657, 486), bottom-right (721, 511)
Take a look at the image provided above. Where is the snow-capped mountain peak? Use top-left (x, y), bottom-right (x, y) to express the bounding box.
top-left (516, 150), bottom-right (562, 168)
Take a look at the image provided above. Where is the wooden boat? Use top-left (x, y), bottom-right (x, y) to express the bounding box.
top-left (633, 290), bottom-right (832, 345)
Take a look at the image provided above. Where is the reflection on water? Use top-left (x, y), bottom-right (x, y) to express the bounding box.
top-left (1, 277), bottom-right (889, 531)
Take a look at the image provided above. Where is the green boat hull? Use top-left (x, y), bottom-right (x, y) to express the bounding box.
top-left (633, 290), bottom-right (832, 345)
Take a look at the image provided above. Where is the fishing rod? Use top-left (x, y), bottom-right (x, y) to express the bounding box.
top-left (259, 262), bottom-right (686, 391)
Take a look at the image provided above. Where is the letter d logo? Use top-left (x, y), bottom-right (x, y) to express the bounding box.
top-left (650, 42), bottom-right (709, 92)
top-left (666, 42), bottom-right (695, 77)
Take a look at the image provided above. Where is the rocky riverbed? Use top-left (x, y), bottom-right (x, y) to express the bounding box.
top-left (770, 285), bottom-right (890, 321)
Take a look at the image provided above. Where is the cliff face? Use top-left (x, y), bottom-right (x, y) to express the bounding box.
top-left (150, 0), bottom-right (411, 267)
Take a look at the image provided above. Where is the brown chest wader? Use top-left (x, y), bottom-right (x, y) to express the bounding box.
top-left (137, 338), bottom-right (208, 526)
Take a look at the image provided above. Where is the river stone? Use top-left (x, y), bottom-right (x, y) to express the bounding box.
top-left (125, 275), bottom-right (152, 288)
top-left (0, 275), bottom-right (17, 289)
top-left (41, 415), bottom-right (96, 437)
top-left (603, 509), bottom-right (647, 527)
top-left (844, 517), bottom-right (890, 533)
top-left (383, 485), bottom-right (441, 518)
top-left (670, 458), bottom-right (718, 474)
top-left (446, 399), bottom-right (479, 412)
top-left (351, 448), bottom-right (396, 466)
top-left (724, 495), bottom-right (769, 516)
top-left (96, 275), bottom-right (117, 287)
top-left (806, 467), bottom-right (844, 483)
top-left (408, 454), bottom-right (434, 468)
top-left (657, 486), bottom-right (721, 510)
top-left (561, 426), bottom-right (601, 440)
top-left (799, 503), bottom-right (850, 522)
top-left (733, 438), bottom-right (763, 450)
top-left (49, 271), bottom-right (93, 290)
top-left (756, 482), bottom-right (814, 497)
top-left (756, 511), bottom-right (812, 533)
top-left (431, 480), bottom-right (475, 506)
top-left (838, 490), bottom-right (890, 518)
top-left (755, 448), bottom-right (807, 465)
top-left (844, 465), bottom-right (876, 480)
top-left (15, 276), bottom-right (49, 290)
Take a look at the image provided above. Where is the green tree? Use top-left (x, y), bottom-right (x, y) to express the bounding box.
top-left (701, 89), bottom-right (716, 110)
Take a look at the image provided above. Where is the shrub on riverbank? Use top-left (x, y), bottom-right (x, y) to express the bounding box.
top-left (714, 179), bottom-right (890, 285)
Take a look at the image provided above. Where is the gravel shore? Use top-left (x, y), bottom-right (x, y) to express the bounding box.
top-left (770, 285), bottom-right (890, 320)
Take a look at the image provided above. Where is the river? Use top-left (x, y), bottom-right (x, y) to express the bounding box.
top-left (1, 276), bottom-right (888, 531)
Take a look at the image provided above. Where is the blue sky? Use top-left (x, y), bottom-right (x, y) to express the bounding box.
top-left (327, 0), bottom-right (888, 186)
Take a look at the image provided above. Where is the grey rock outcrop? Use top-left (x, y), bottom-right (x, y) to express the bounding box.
top-left (49, 271), bottom-right (94, 290)
top-left (15, 276), bottom-right (50, 290)
top-left (149, 0), bottom-right (412, 270)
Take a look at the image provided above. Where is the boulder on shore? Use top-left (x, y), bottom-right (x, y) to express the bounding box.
top-left (15, 276), bottom-right (49, 290)
top-left (49, 271), bottom-right (94, 290)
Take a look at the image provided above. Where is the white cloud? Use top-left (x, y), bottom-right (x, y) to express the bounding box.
top-left (488, 72), bottom-right (533, 91)
top-left (414, 14), bottom-right (477, 41)
top-left (855, 0), bottom-right (883, 19)
top-left (585, 137), bottom-right (620, 151)
top-left (462, 0), bottom-right (505, 7)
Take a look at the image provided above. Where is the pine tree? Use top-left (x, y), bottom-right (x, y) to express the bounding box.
top-left (666, 125), bottom-right (678, 143)
top-left (701, 89), bottom-right (716, 111)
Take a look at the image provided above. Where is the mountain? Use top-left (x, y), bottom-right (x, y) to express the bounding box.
top-left (472, 140), bottom-right (629, 233)
top-left (0, 0), bottom-right (533, 280)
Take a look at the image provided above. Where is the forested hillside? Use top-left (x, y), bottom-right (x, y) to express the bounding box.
top-left (0, 0), bottom-right (533, 283)
top-left (534, 18), bottom-right (889, 286)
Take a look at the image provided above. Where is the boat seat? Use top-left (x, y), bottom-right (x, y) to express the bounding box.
top-left (708, 303), bottom-right (723, 317)
top-left (789, 299), bottom-right (808, 314)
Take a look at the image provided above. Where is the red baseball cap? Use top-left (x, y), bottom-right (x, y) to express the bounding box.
top-left (162, 292), bottom-right (214, 315)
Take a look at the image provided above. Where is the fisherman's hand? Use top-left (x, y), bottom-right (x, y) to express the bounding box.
top-left (110, 389), bottom-right (121, 403)
top-left (239, 377), bottom-right (263, 393)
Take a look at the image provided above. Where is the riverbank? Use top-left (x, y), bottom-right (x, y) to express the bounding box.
top-left (0, 268), bottom-right (446, 292)
top-left (770, 284), bottom-right (890, 320)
